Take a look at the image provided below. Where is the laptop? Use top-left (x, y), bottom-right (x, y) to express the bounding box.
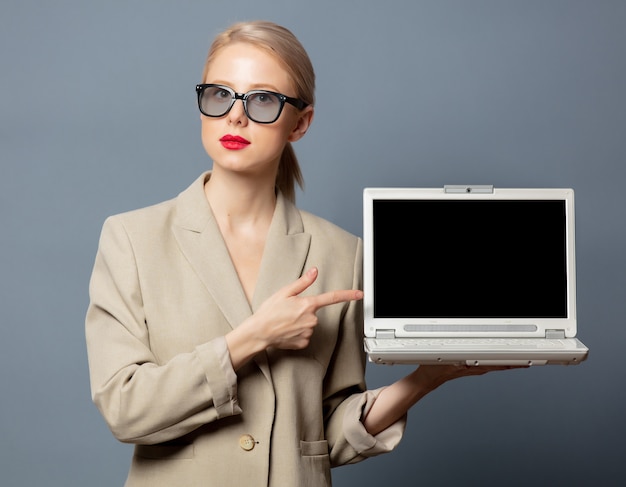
top-left (363, 185), bottom-right (589, 366)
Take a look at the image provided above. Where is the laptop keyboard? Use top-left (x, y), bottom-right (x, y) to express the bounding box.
top-left (371, 337), bottom-right (569, 350)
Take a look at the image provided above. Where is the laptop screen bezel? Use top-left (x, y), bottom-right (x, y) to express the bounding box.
top-left (362, 187), bottom-right (577, 338)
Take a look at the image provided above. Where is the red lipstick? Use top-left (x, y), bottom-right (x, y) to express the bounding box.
top-left (220, 134), bottom-right (250, 150)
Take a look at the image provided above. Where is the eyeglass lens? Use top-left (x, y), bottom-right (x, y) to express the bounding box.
top-left (200, 86), bottom-right (283, 123)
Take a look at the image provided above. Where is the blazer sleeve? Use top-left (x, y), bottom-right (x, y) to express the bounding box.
top-left (322, 238), bottom-right (406, 466)
top-left (85, 216), bottom-right (242, 445)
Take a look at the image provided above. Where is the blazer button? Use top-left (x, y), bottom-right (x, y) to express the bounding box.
top-left (239, 434), bottom-right (256, 451)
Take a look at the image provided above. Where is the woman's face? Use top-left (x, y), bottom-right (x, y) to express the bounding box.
top-left (200, 42), bottom-right (312, 178)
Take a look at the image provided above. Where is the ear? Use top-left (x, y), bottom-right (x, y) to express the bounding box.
top-left (288, 106), bottom-right (314, 142)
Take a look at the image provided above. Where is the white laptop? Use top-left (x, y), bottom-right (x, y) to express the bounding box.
top-left (363, 185), bottom-right (589, 366)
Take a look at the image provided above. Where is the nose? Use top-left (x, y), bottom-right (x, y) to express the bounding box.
top-left (227, 97), bottom-right (248, 125)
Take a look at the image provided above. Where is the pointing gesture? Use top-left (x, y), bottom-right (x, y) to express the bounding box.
top-left (286, 266), bottom-right (364, 311)
top-left (225, 267), bottom-right (363, 370)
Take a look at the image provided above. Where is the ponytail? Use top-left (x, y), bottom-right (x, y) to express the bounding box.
top-left (276, 142), bottom-right (304, 203)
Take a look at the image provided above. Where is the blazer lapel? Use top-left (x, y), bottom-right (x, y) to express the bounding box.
top-left (171, 173), bottom-right (252, 329)
top-left (251, 192), bottom-right (311, 311)
top-left (249, 194), bottom-right (310, 383)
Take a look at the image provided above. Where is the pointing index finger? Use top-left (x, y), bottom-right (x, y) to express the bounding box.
top-left (310, 289), bottom-right (364, 310)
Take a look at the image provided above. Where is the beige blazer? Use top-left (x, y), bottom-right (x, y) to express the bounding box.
top-left (86, 172), bottom-right (404, 487)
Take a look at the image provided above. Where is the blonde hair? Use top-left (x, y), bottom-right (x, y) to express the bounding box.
top-left (202, 21), bottom-right (316, 202)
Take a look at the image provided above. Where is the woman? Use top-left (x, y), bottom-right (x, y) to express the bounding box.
top-left (86, 20), bottom-right (510, 487)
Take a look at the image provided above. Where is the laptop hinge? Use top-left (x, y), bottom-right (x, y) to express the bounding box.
top-left (546, 329), bottom-right (566, 339)
top-left (375, 329), bottom-right (396, 339)
top-left (444, 184), bottom-right (494, 194)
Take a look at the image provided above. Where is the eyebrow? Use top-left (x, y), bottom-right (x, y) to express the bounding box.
top-left (208, 80), bottom-right (284, 93)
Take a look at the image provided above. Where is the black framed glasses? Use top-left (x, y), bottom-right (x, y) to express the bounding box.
top-left (196, 84), bottom-right (308, 124)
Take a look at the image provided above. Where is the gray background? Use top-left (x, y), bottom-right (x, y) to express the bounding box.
top-left (1, 0), bottom-right (624, 485)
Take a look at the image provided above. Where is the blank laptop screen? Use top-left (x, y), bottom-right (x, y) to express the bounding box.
top-left (373, 199), bottom-right (568, 319)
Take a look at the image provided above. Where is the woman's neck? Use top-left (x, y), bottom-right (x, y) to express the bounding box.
top-left (203, 167), bottom-right (277, 230)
